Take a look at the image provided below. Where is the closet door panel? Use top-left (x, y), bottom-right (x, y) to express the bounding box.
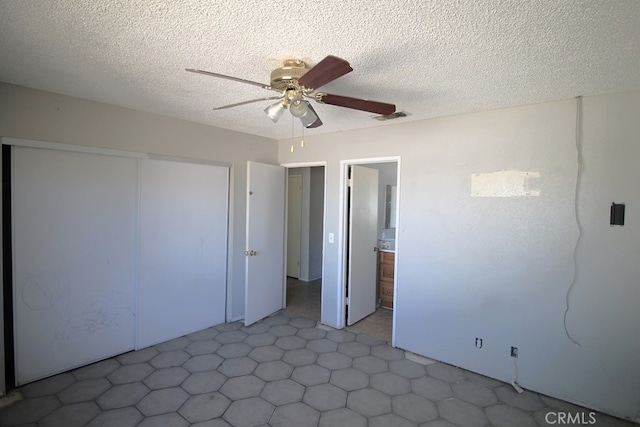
top-left (12, 146), bottom-right (137, 384)
top-left (137, 159), bottom-right (228, 348)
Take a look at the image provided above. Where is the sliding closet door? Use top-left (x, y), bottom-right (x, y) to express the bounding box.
top-left (12, 146), bottom-right (137, 384)
top-left (137, 159), bottom-right (228, 348)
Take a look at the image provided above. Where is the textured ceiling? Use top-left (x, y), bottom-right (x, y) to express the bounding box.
top-left (1, 1), bottom-right (639, 140)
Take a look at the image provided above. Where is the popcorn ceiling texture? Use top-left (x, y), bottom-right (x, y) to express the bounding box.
top-left (1, 0), bottom-right (639, 140)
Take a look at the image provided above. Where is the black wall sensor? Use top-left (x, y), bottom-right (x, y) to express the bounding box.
top-left (610, 203), bottom-right (625, 226)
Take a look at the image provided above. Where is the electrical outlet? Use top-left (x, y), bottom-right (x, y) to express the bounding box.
top-left (475, 338), bottom-right (483, 348)
top-left (511, 346), bottom-right (518, 358)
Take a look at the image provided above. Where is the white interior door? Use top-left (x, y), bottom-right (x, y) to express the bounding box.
top-left (347, 165), bottom-right (379, 326)
top-left (287, 175), bottom-right (302, 278)
top-left (245, 161), bottom-right (286, 325)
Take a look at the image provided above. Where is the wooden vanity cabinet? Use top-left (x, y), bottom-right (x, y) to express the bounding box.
top-left (379, 251), bottom-right (395, 309)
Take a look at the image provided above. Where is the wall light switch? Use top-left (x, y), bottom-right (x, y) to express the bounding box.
top-left (328, 233), bottom-right (334, 243)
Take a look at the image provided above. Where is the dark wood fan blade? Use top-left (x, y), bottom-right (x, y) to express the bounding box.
top-left (318, 93), bottom-right (396, 115)
top-left (306, 104), bottom-right (323, 128)
top-left (298, 56), bottom-right (353, 90)
top-left (213, 96), bottom-right (282, 110)
top-left (186, 68), bottom-right (274, 91)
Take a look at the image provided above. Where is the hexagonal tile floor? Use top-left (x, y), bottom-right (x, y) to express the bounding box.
top-left (0, 311), bottom-right (634, 426)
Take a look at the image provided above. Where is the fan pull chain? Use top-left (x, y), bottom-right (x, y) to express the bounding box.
top-left (289, 116), bottom-right (308, 153)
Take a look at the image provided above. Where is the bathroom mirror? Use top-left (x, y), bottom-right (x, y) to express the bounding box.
top-left (384, 185), bottom-right (397, 228)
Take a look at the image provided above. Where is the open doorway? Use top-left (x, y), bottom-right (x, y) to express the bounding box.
top-left (285, 166), bottom-right (325, 321)
top-left (342, 160), bottom-right (399, 343)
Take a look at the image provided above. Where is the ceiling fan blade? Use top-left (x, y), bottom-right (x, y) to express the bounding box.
top-left (213, 96), bottom-right (282, 110)
top-left (298, 56), bottom-right (353, 90)
top-left (186, 68), bottom-right (273, 91)
top-left (318, 93), bottom-right (396, 115)
top-left (306, 104), bottom-right (323, 128)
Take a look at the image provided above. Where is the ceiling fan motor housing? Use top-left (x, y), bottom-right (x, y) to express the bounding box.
top-left (270, 59), bottom-right (308, 90)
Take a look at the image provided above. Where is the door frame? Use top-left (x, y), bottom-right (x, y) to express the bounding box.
top-left (280, 161), bottom-right (327, 319)
top-left (338, 157), bottom-right (401, 346)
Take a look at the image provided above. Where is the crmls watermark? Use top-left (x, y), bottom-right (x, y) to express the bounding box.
top-left (544, 411), bottom-right (597, 425)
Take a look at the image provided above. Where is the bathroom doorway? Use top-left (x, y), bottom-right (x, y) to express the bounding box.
top-left (342, 159), bottom-right (399, 343)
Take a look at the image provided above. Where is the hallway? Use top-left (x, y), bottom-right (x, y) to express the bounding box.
top-left (285, 278), bottom-right (393, 343)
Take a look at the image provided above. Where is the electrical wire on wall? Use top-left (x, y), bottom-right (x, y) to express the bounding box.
top-left (564, 96), bottom-right (583, 348)
top-left (512, 358), bottom-right (523, 394)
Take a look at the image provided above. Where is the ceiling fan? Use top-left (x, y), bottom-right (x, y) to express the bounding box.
top-left (186, 55), bottom-right (396, 129)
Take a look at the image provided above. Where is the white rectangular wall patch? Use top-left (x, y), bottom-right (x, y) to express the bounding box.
top-left (471, 170), bottom-right (540, 197)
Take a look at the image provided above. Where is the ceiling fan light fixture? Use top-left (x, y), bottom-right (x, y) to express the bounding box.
top-left (289, 99), bottom-right (309, 118)
top-left (299, 111), bottom-right (318, 128)
top-left (289, 99), bottom-right (318, 128)
top-left (264, 101), bottom-right (287, 122)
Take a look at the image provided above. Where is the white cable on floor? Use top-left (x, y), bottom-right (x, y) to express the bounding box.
top-left (511, 358), bottom-right (523, 394)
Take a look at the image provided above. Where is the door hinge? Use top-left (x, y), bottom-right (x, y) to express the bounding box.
top-left (347, 178), bottom-right (353, 187)
top-left (344, 296), bottom-right (350, 306)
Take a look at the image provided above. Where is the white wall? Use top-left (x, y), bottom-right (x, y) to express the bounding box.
top-left (278, 93), bottom-right (640, 421)
top-left (0, 82), bottom-right (278, 325)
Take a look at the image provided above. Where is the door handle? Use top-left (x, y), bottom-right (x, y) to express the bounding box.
top-left (244, 250), bottom-right (258, 256)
